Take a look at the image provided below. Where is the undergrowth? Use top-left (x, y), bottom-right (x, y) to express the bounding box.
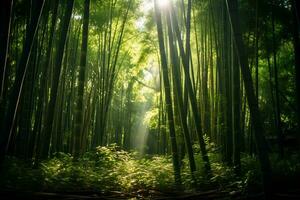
top-left (0, 144), bottom-right (299, 195)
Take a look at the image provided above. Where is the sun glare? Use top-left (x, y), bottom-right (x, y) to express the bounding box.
top-left (140, 0), bottom-right (171, 14)
top-left (140, 0), bottom-right (153, 13)
top-left (158, 0), bottom-right (170, 8)
top-left (135, 17), bottom-right (146, 30)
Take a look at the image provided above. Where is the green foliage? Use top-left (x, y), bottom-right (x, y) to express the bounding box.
top-left (0, 145), bottom-right (174, 193)
top-left (180, 151), bottom-right (236, 191)
top-left (192, 135), bottom-right (217, 154)
top-left (238, 153), bottom-right (300, 194)
top-left (143, 108), bottom-right (159, 129)
top-left (0, 145), bottom-right (242, 193)
top-left (239, 155), bottom-right (263, 193)
top-left (0, 157), bottom-right (43, 191)
top-left (1, 146), bottom-right (299, 195)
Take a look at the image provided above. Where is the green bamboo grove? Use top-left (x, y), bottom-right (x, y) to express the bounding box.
top-left (0, 0), bottom-right (300, 198)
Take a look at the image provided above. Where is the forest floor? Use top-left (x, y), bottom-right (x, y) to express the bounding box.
top-left (1, 145), bottom-right (300, 199)
top-left (1, 188), bottom-right (300, 199)
top-left (0, 189), bottom-right (237, 200)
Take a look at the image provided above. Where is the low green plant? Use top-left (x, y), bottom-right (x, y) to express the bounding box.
top-left (0, 145), bottom-right (175, 193)
top-left (1, 145), bottom-right (299, 196)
